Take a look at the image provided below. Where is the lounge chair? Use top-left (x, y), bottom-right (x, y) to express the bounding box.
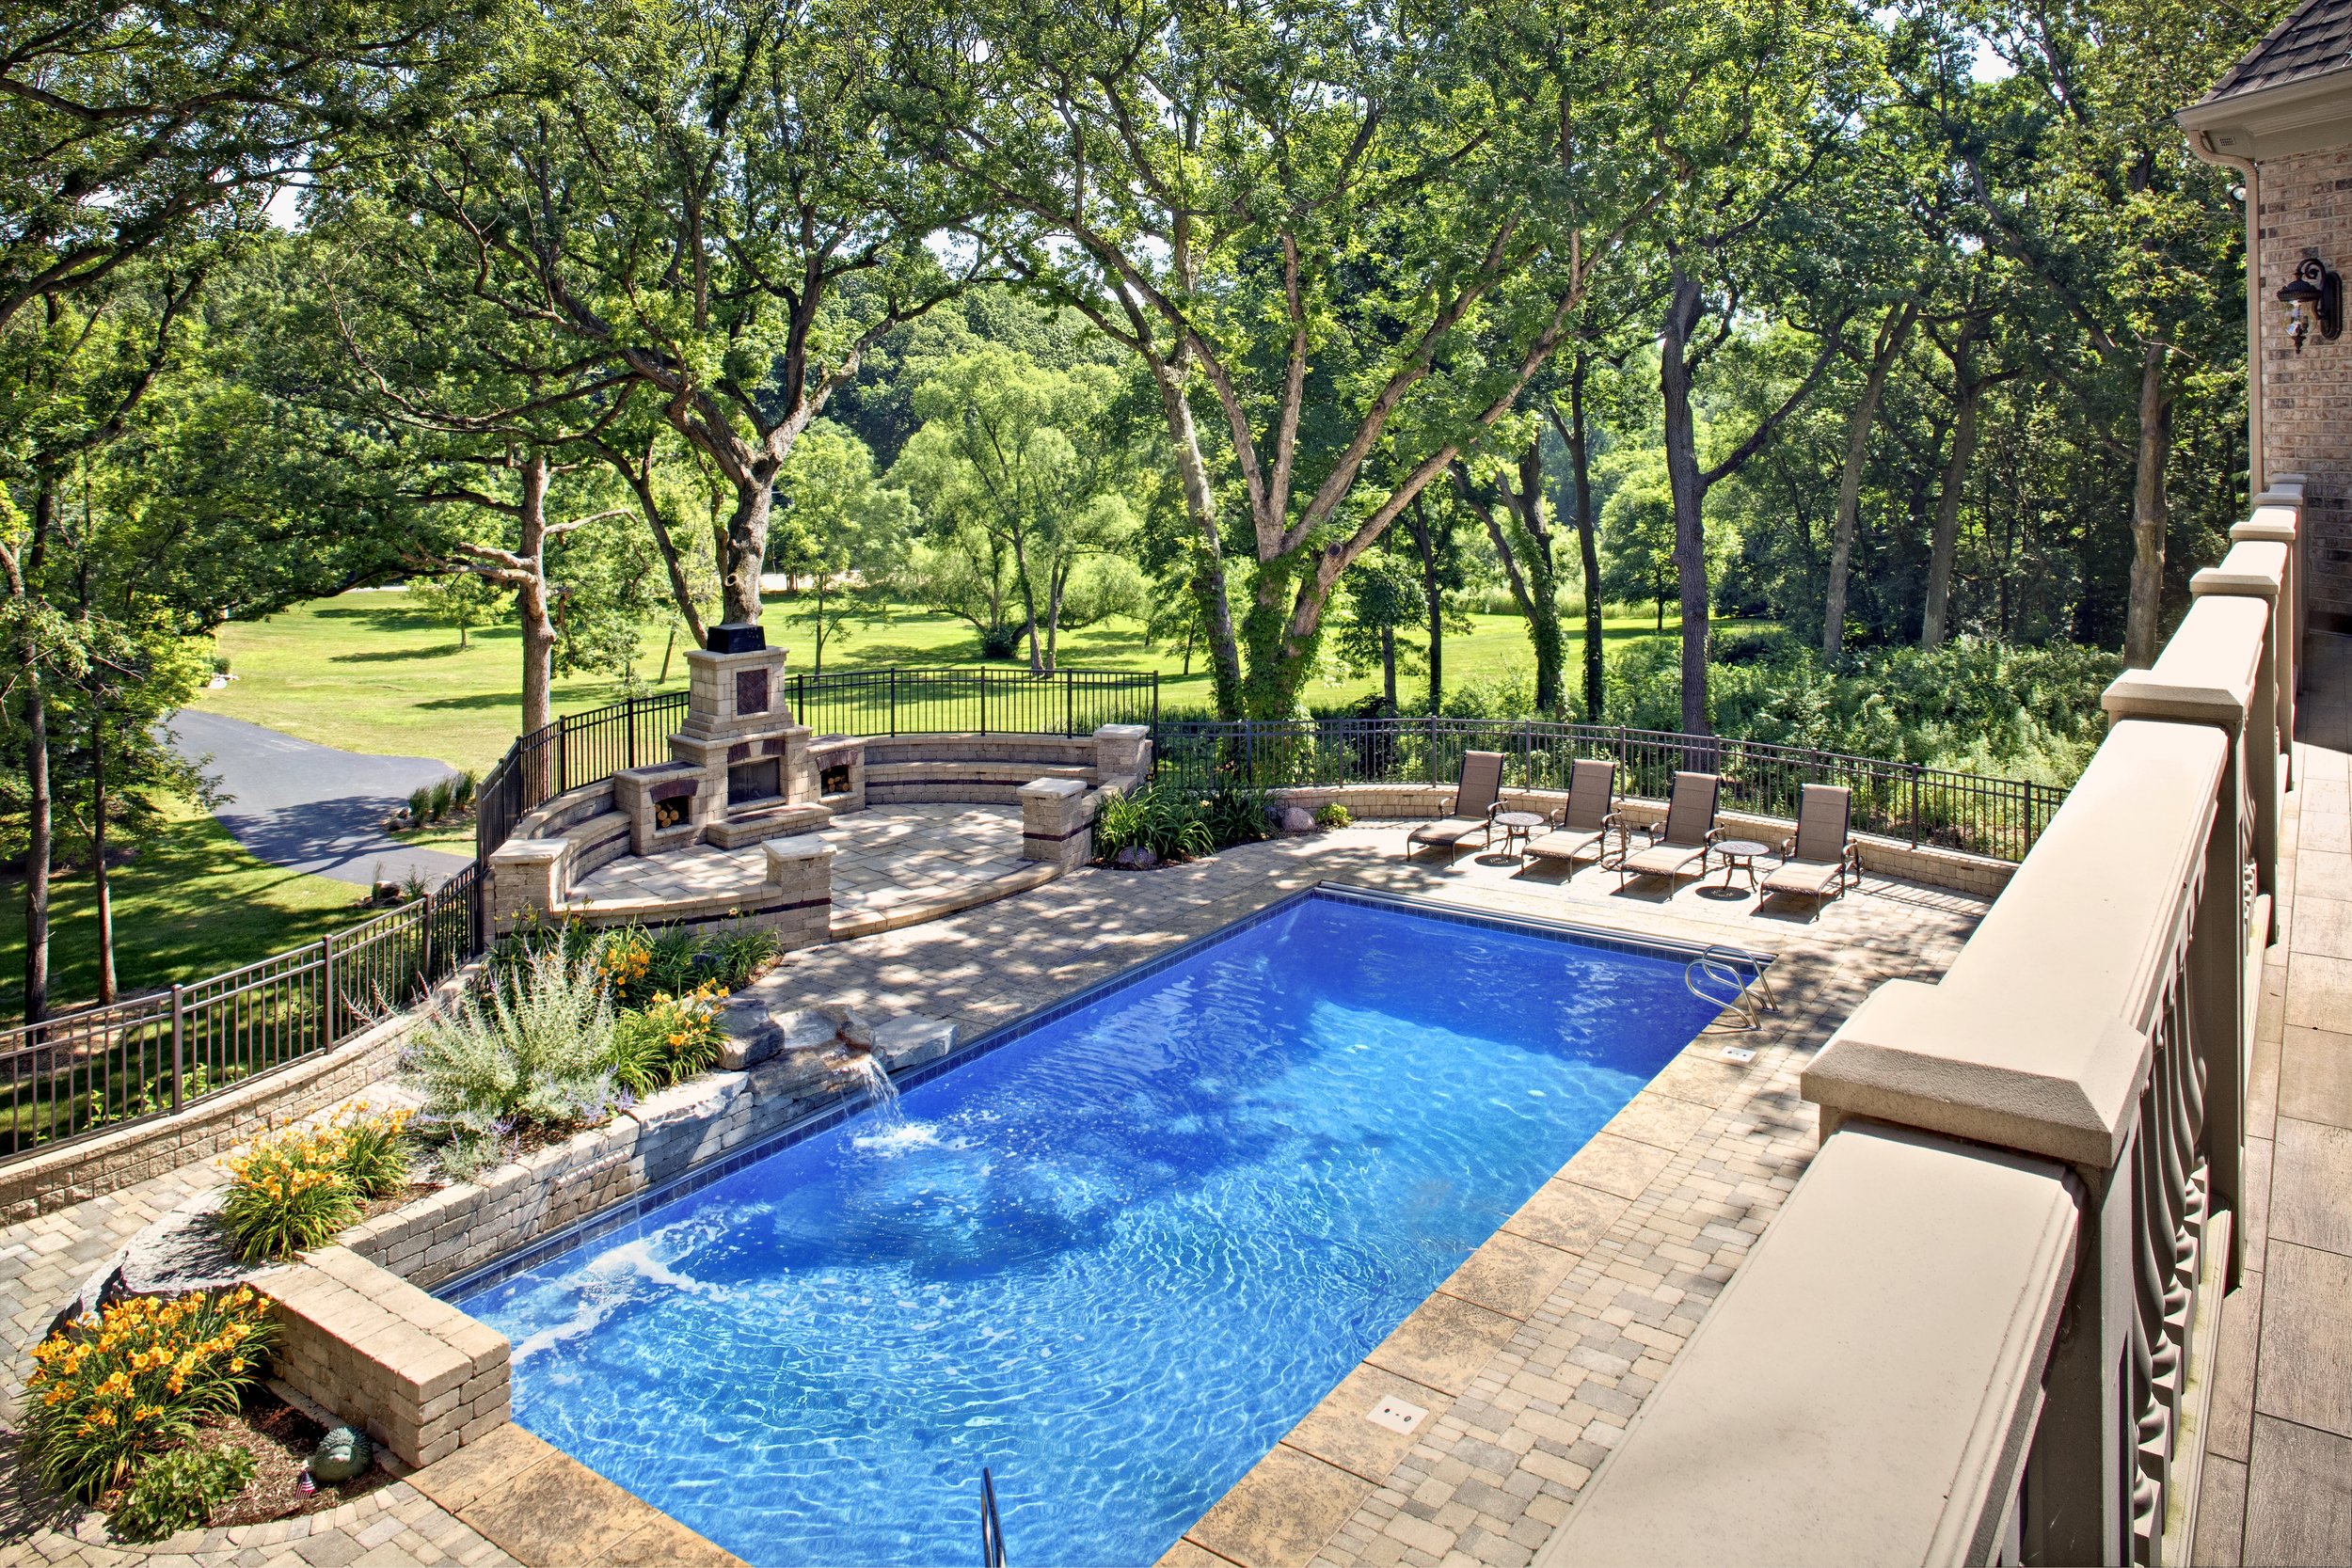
top-left (1405, 751), bottom-right (1505, 861)
top-left (1762, 783), bottom-right (1859, 918)
top-left (1617, 771), bottom-right (1723, 889)
top-left (1524, 758), bottom-right (1622, 870)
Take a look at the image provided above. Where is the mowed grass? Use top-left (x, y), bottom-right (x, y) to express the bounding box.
top-left (0, 799), bottom-right (367, 1021)
top-left (203, 587), bottom-right (1706, 771)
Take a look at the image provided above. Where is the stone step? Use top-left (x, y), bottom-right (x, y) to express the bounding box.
top-left (704, 801), bottom-right (833, 849)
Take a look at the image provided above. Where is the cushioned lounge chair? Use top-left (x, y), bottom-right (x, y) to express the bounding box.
top-left (1405, 751), bottom-right (1505, 861)
top-left (1524, 758), bottom-right (1622, 870)
top-left (1762, 783), bottom-right (1859, 918)
top-left (1617, 771), bottom-right (1723, 889)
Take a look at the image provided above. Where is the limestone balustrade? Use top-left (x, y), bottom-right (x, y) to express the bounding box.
top-left (1542, 492), bottom-right (2298, 1568)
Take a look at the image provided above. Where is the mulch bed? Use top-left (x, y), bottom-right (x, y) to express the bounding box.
top-left (178, 1389), bottom-right (392, 1528)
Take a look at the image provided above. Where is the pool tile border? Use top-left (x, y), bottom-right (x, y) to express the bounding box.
top-left (438, 882), bottom-right (1768, 1303)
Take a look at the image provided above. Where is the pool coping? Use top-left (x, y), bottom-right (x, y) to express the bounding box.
top-left (438, 881), bottom-right (1770, 1303)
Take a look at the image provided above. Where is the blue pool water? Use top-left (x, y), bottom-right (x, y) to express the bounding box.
top-left (451, 892), bottom-right (1730, 1567)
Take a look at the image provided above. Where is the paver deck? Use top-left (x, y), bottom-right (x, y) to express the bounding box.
top-left (1, 808), bottom-right (1991, 1565)
top-left (2195, 629), bottom-right (2352, 1567)
top-left (569, 802), bottom-right (1035, 928)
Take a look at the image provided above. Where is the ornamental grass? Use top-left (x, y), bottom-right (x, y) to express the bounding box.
top-left (19, 1287), bottom-right (276, 1503)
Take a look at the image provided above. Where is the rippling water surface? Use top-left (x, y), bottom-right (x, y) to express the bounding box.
top-left (453, 895), bottom-right (1724, 1567)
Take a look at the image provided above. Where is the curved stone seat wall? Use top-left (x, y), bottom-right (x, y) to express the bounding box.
top-left (862, 733), bottom-right (1103, 805)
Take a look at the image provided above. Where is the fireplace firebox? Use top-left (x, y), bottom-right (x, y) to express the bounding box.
top-left (728, 757), bottom-right (780, 804)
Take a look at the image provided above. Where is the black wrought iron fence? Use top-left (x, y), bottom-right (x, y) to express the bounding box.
top-left (1151, 717), bottom-right (2060, 862)
top-left (0, 865), bottom-right (479, 1159)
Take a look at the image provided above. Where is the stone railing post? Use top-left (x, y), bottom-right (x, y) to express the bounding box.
top-left (1804, 720), bottom-right (2230, 1565)
top-left (2188, 541), bottom-right (2287, 940)
top-left (759, 835), bottom-right (834, 950)
top-left (1092, 722), bottom-right (1152, 784)
top-left (486, 838), bottom-right (568, 937)
top-left (2242, 475), bottom-right (2304, 749)
top-left (1019, 778), bottom-right (1095, 868)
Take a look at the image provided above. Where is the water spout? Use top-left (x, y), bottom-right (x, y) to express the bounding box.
top-left (836, 1049), bottom-right (911, 1137)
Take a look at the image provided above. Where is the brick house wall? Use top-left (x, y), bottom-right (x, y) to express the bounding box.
top-left (2258, 144), bottom-right (2352, 629)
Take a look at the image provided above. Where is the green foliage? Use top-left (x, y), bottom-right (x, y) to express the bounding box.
top-left (216, 1108), bottom-right (412, 1263)
top-left (426, 778), bottom-right (453, 822)
top-left (403, 943), bottom-right (617, 1180)
top-left (1201, 787), bottom-right (1274, 849)
top-left (770, 422), bottom-right (915, 673)
top-left (1092, 784), bottom-right (1215, 863)
top-left (606, 984), bottom-right (730, 1098)
top-left (1314, 802), bottom-right (1353, 830)
top-left (1602, 636), bottom-right (2119, 784)
top-left (20, 1287), bottom-right (275, 1502)
top-left (405, 786), bottom-right (431, 824)
top-left (111, 1441), bottom-right (256, 1543)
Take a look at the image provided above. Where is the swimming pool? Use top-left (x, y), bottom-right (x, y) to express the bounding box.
top-left (449, 888), bottom-right (1740, 1566)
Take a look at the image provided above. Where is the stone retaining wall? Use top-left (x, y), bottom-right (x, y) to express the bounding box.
top-left (342, 1008), bottom-right (956, 1289)
top-left (260, 1244), bottom-right (511, 1469)
top-left (0, 968), bottom-right (477, 1223)
top-left (1263, 783), bottom-right (2017, 897)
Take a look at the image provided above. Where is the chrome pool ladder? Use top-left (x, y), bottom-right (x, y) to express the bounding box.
top-left (981, 1466), bottom-right (1007, 1567)
top-left (1686, 946), bottom-right (1775, 1030)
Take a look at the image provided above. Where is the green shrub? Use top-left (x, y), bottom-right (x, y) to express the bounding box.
top-left (452, 769), bottom-right (478, 812)
top-left (978, 624), bottom-right (1024, 659)
top-left (708, 927), bottom-right (779, 990)
top-left (217, 1126), bottom-right (362, 1262)
top-left (20, 1288), bottom-right (275, 1502)
top-left (606, 983), bottom-right (730, 1096)
top-left (1092, 784), bottom-right (1214, 862)
top-left (1201, 785), bottom-right (1273, 848)
top-left (1313, 801), bottom-right (1352, 829)
top-left (403, 942), bottom-right (618, 1180)
top-left (111, 1441), bottom-right (256, 1542)
top-left (333, 1106), bottom-right (413, 1198)
top-left (426, 778), bottom-right (454, 822)
top-left (405, 785), bottom-right (431, 824)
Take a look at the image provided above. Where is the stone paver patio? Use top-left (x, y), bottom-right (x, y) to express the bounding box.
top-left (569, 802), bottom-right (1038, 931)
top-left (0, 814), bottom-right (1991, 1566)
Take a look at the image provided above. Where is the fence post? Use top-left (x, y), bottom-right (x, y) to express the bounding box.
top-left (169, 983), bottom-right (184, 1113)
top-left (1152, 674), bottom-right (1161, 737)
top-left (890, 669), bottom-right (899, 736)
top-left (321, 934), bottom-right (337, 1045)
top-left (627, 693), bottom-right (639, 770)
top-left (1909, 762), bottom-right (1922, 849)
top-left (1427, 715), bottom-right (1438, 785)
top-left (1065, 670), bottom-right (1074, 736)
top-left (979, 668), bottom-right (989, 735)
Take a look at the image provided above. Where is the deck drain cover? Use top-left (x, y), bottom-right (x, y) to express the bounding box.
top-left (1719, 1045), bottom-right (1756, 1063)
top-left (1366, 1396), bottom-right (1429, 1435)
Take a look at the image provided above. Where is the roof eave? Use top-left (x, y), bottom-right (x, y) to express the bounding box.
top-left (2179, 63), bottom-right (2352, 159)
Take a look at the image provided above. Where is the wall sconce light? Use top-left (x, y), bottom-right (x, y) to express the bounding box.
top-left (2278, 258), bottom-right (2342, 353)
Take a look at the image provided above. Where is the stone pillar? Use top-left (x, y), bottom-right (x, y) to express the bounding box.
top-left (1092, 723), bottom-right (1152, 785)
top-left (487, 838), bottom-right (567, 936)
top-left (1021, 778), bottom-right (1094, 868)
top-left (760, 834), bottom-right (834, 950)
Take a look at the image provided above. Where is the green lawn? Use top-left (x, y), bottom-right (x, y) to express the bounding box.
top-left (1, 800), bottom-right (369, 1021)
top-left (203, 588), bottom-right (1703, 770)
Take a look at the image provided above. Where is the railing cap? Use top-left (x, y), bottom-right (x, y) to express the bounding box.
top-left (2234, 504), bottom-right (2299, 544)
top-left (1536, 1124), bottom-right (2078, 1568)
top-left (2190, 539), bottom-right (2288, 601)
top-left (2101, 593), bottom-right (2267, 730)
top-left (1804, 720), bottom-right (2225, 1167)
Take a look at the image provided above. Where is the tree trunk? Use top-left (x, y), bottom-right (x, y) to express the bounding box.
top-left (1380, 624), bottom-right (1397, 710)
top-left (719, 467), bottom-right (775, 627)
top-left (16, 478), bottom-right (55, 1022)
top-left (812, 572), bottom-right (828, 675)
top-left (90, 693), bottom-right (114, 1006)
top-left (2126, 342), bottom-right (2171, 669)
top-left (1822, 301), bottom-right (1917, 660)
top-left (1148, 358), bottom-right (1246, 716)
top-left (1921, 325), bottom-right (1988, 649)
top-left (1405, 496), bottom-right (1445, 712)
top-left (515, 457), bottom-right (558, 736)
top-left (1567, 370), bottom-right (1605, 721)
top-left (1454, 449), bottom-right (1562, 714)
top-left (1010, 527), bottom-right (1042, 673)
top-left (1660, 273), bottom-right (1712, 736)
top-left (1044, 562), bottom-right (1066, 674)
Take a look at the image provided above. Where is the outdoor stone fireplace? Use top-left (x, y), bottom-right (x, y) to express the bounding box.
top-left (608, 624), bottom-right (866, 854)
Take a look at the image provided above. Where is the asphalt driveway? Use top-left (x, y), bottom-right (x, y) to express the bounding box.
top-left (167, 709), bottom-right (474, 888)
